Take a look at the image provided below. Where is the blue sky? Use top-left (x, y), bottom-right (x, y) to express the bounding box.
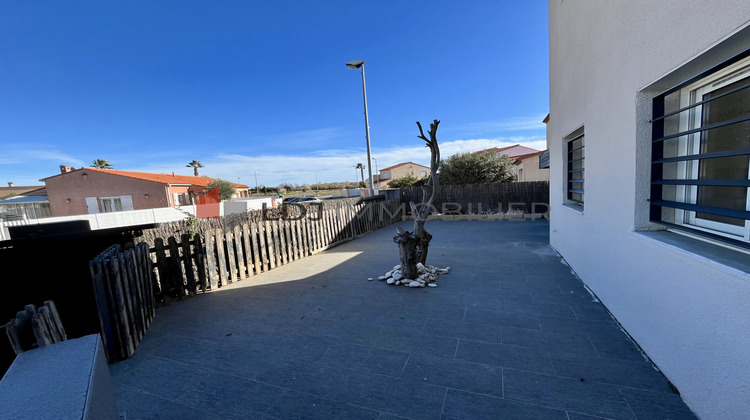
top-left (0, 1), bottom-right (549, 188)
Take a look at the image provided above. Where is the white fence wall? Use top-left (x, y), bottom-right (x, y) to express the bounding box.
top-left (0, 206), bottom-right (197, 241)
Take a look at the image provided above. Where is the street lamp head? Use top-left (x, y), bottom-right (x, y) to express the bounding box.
top-left (346, 60), bottom-right (365, 69)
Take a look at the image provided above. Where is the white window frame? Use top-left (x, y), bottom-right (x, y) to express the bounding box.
top-left (674, 56), bottom-right (750, 242)
top-left (173, 192), bottom-right (190, 206)
top-left (99, 196), bottom-right (123, 213)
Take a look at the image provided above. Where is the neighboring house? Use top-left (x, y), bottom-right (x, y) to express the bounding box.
top-left (375, 162), bottom-right (431, 188)
top-left (513, 150), bottom-right (549, 182)
top-left (475, 144), bottom-right (540, 159)
top-left (0, 187), bottom-right (50, 221)
top-left (476, 144), bottom-right (550, 182)
top-left (42, 165), bottom-right (249, 217)
top-left (0, 183), bottom-right (45, 200)
top-left (548, 2), bottom-right (749, 419)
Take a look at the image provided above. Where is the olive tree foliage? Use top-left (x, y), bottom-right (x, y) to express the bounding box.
top-left (438, 152), bottom-right (516, 185)
top-left (205, 178), bottom-right (236, 201)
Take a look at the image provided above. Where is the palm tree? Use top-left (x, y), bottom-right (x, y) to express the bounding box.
top-left (355, 163), bottom-right (365, 184)
top-left (186, 160), bottom-right (204, 176)
top-left (92, 159), bottom-right (113, 169)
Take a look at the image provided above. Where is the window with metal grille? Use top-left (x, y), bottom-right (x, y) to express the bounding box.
top-left (650, 52), bottom-right (750, 248)
top-left (566, 128), bottom-right (585, 207)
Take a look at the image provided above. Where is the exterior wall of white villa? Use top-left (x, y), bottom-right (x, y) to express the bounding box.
top-left (548, 2), bottom-right (750, 419)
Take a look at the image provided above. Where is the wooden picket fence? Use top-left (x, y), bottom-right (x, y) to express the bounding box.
top-left (5, 301), bottom-right (67, 355)
top-left (151, 198), bottom-right (402, 300)
top-left (89, 242), bottom-right (155, 362)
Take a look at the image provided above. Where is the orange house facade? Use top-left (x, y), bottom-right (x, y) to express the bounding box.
top-left (42, 166), bottom-right (248, 217)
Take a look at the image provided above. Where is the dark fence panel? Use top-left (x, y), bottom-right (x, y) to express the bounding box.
top-left (400, 182), bottom-right (549, 214)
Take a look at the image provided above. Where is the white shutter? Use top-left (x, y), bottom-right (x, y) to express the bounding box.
top-left (85, 197), bottom-right (99, 214)
top-left (120, 195), bottom-right (134, 211)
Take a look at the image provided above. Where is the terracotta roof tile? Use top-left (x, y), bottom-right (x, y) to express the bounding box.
top-left (378, 161), bottom-right (431, 172)
top-left (43, 167), bottom-right (248, 188)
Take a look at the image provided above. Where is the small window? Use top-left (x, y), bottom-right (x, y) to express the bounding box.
top-left (100, 197), bottom-right (123, 213)
top-left (651, 53), bottom-right (750, 247)
top-left (173, 193), bottom-right (190, 206)
top-left (565, 127), bottom-right (585, 207)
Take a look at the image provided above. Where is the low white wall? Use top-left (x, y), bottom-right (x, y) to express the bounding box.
top-left (226, 196), bottom-right (277, 214)
top-left (0, 206), bottom-right (196, 240)
top-left (0, 335), bottom-right (119, 419)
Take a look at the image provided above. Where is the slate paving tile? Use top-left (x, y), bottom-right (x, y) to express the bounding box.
top-left (422, 305), bottom-right (467, 321)
top-left (551, 356), bottom-right (673, 392)
top-left (264, 390), bottom-right (380, 420)
top-left (455, 339), bottom-right (555, 374)
top-left (255, 359), bottom-right (355, 399)
top-left (111, 355), bottom-right (200, 401)
top-left (567, 413), bottom-right (614, 420)
top-left (371, 327), bottom-right (459, 355)
top-left (357, 312), bottom-right (429, 333)
top-left (590, 338), bottom-right (646, 362)
top-left (173, 368), bottom-right (284, 419)
top-left (376, 414), bottom-right (411, 420)
top-left (501, 301), bottom-right (576, 318)
top-left (441, 389), bottom-right (568, 420)
top-left (286, 316), bottom-right (379, 346)
top-left (460, 295), bottom-right (504, 312)
top-left (132, 333), bottom-right (218, 364)
top-left (570, 303), bottom-right (617, 323)
top-left (501, 327), bottom-right (600, 358)
top-left (464, 308), bottom-right (541, 330)
top-left (539, 316), bottom-right (628, 340)
top-left (336, 372), bottom-right (446, 420)
top-left (227, 330), bottom-right (335, 363)
top-left (317, 343), bottom-right (411, 376)
top-left (117, 389), bottom-right (226, 420)
top-left (421, 317), bottom-right (501, 343)
top-left (619, 387), bottom-right (698, 419)
top-left (503, 369), bottom-right (635, 420)
top-left (400, 353), bottom-right (504, 397)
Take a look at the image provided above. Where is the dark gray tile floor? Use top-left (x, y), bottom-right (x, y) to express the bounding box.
top-left (110, 220), bottom-right (697, 419)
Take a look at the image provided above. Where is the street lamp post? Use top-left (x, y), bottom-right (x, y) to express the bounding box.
top-left (346, 60), bottom-right (375, 197)
top-left (372, 157), bottom-right (378, 189)
top-left (254, 170), bottom-right (259, 196)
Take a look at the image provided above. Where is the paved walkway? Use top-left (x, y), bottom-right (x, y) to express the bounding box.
top-left (111, 220), bottom-right (696, 419)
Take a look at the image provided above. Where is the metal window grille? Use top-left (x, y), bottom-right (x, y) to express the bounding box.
top-left (567, 133), bottom-right (584, 205)
top-left (650, 50), bottom-right (750, 248)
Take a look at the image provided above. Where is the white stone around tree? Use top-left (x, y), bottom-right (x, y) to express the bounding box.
top-left (376, 263), bottom-right (450, 290)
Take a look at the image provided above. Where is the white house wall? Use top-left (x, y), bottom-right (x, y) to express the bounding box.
top-left (548, 1), bottom-right (750, 419)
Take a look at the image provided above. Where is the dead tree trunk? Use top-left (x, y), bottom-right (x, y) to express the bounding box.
top-left (393, 120), bottom-right (440, 279)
